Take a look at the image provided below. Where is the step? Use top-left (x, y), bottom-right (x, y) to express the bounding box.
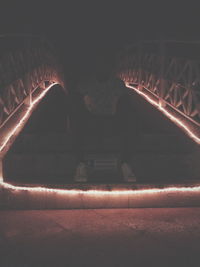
top-left (10, 133), bottom-right (195, 153)
top-left (3, 153), bottom-right (77, 183)
top-left (3, 151), bottom-right (200, 183)
top-left (130, 153), bottom-right (200, 181)
top-left (1, 182), bottom-right (200, 209)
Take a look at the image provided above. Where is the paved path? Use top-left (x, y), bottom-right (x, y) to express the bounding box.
top-left (1, 208), bottom-right (200, 266)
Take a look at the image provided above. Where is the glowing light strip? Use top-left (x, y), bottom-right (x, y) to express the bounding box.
top-left (0, 80), bottom-right (200, 197)
top-left (0, 82), bottom-right (58, 153)
top-left (126, 83), bottom-right (200, 144)
top-left (1, 181), bottom-right (200, 195)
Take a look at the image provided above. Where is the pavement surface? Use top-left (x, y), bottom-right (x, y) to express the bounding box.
top-left (1, 208), bottom-right (200, 267)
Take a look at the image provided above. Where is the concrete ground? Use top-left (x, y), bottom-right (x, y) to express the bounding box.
top-left (1, 208), bottom-right (200, 267)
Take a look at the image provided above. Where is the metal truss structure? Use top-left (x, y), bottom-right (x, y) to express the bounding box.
top-left (117, 41), bottom-right (200, 129)
top-left (0, 35), bottom-right (65, 129)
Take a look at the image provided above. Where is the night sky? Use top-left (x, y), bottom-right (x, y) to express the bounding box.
top-left (0, 0), bottom-right (200, 76)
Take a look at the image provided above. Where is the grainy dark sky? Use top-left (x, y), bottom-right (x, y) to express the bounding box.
top-left (0, 0), bottom-right (200, 75)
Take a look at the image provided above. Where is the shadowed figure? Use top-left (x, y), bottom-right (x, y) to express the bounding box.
top-left (67, 58), bottom-right (140, 182)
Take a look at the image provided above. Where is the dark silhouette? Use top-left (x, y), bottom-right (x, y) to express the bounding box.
top-left (67, 58), bottom-right (139, 182)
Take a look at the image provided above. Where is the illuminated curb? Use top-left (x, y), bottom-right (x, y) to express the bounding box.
top-left (126, 83), bottom-right (200, 144)
top-left (1, 181), bottom-right (200, 196)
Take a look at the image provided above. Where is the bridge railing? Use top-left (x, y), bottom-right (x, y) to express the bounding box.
top-left (117, 41), bottom-right (200, 127)
top-left (0, 35), bottom-right (65, 129)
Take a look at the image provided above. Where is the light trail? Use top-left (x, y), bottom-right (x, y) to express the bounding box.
top-left (0, 82), bottom-right (58, 154)
top-left (126, 83), bottom-right (200, 144)
top-left (0, 80), bottom-right (200, 197)
top-left (1, 181), bottom-right (200, 195)
top-left (0, 82), bottom-right (58, 183)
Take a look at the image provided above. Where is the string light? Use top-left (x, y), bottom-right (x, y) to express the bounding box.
top-left (1, 181), bottom-right (200, 196)
top-left (0, 81), bottom-right (200, 197)
top-left (126, 83), bottom-right (200, 144)
top-left (0, 82), bottom-right (58, 153)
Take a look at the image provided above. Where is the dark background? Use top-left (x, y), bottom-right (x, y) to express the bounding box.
top-left (0, 0), bottom-right (200, 77)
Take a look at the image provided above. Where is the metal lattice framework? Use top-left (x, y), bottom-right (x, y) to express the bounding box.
top-left (0, 35), bottom-right (65, 129)
top-left (117, 41), bottom-right (200, 127)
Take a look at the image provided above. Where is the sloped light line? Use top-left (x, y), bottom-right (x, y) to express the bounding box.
top-left (0, 82), bottom-right (58, 153)
top-left (126, 83), bottom-right (200, 144)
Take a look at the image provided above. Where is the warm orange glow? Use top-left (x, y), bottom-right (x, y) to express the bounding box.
top-left (0, 81), bottom-right (200, 197)
top-left (0, 83), bottom-right (58, 154)
top-left (126, 83), bottom-right (200, 144)
top-left (1, 181), bottom-right (200, 195)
